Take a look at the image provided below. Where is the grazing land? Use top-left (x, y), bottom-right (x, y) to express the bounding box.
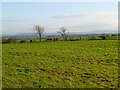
top-left (2, 40), bottom-right (118, 88)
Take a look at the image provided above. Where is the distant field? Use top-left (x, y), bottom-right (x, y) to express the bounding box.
top-left (2, 40), bottom-right (118, 88)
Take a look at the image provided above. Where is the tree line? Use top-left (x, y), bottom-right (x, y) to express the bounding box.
top-left (34, 25), bottom-right (69, 42)
top-left (34, 25), bottom-right (118, 42)
top-left (2, 25), bottom-right (119, 44)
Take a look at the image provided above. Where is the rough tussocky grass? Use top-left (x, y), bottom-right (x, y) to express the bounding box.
top-left (2, 40), bottom-right (118, 88)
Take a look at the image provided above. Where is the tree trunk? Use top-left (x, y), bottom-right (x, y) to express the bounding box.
top-left (39, 33), bottom-right (41, 42)
top-left (64, 35), bottom-right (67, 41)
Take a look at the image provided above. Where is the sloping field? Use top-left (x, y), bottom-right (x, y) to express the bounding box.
top-left (2, 40), bottom-right (118, 88)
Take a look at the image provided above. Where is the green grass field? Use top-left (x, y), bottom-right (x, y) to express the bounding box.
top-left (2, 40), bottom-right (118, 88)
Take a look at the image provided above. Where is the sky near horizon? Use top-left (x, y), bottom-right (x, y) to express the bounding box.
top-left (1, 2), bottom-right (118, 35)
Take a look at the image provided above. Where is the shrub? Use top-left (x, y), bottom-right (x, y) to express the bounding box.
top-left (68, 38), bottom-right (79, 41)
top-left (2, 38), bottom-right (17, 44)
top-left (20, 40), bottom-right (26, 43)
top-left (99, 36), bottom-right (107, 40)
top-left (30, 40), bottom-right (32, 43)
top-left (90, 36), bottom-right (97, 40)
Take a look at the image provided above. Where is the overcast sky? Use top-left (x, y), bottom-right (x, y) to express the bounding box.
top-left (1, 2), bottom-right (118, 35)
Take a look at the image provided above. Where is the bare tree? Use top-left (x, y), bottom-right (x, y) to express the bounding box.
top-left (34, 25), bottom-right (44, 42)
top-left (57, 27), bottom-right (69, 41)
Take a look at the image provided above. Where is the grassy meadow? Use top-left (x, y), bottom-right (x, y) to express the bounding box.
top-left (2, 40), bottom-right (118, 88)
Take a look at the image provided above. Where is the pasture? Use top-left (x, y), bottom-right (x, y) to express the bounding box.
top-left (2, 40), bottom-right (118, 88)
